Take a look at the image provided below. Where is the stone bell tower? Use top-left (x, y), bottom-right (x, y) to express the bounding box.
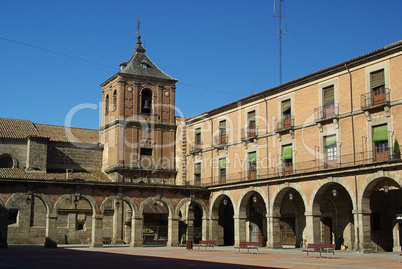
top-left (100, 35), bottom-right (178, 183)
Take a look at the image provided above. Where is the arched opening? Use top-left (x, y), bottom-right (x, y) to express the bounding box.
top-left (365, 178), bottom-right (402, 252)
top-left (218, 196), bottom-right (234, 246)
top-left (240, 192), bottom-right (266, 246)
top-left (312, 183), bottom-right (354, 250)
top-left (112, 90), bottom-right (117, 112)
top-left (0, 154), bottom-right (15, 168)
top-left (141, 89), bottom-right (152, 114)
top-left (272, 188), bottom-right (305, 248)
top-left (142, 200), bottom-right (168, 246)
top-left (105, 94), bottom-right (109, 115)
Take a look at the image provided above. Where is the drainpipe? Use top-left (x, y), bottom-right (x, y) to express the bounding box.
top-left (345, 63), bottom-right (360, 252)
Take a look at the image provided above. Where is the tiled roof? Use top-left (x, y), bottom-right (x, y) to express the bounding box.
top-left (0, 118), bottom-right (39, 139)
top-left (34, 123), bottom-right (99, 144)
top-left (0, 118), bottom-right (99, 144)
top-left (0, 168), bottom-right (111, 182)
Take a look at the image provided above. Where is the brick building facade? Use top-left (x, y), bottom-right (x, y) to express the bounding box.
top-left (1, 37), bottom-right (401, 253)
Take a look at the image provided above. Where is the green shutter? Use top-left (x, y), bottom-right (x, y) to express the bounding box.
top-left (324, 135), bottom-right (337, 147)
top-left (219, 159), bottom-right (226, 169)
top-left (373, 125), bottom-right (388, 142)
top-left (282, 100), bottom-right (291, 113)
top-left (194, 163), bottom-right (201, 174)
top-left (281, 145), bottom-right (293, 160)
top-left (248, 152), bottom-right (257, 163)
top-left (195, 128), bottom-right (201, 135)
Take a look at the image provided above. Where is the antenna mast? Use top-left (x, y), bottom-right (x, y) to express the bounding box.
top-left (274, 0), bottom-right (286, 85)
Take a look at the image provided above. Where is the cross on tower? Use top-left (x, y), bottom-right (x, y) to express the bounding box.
top-left (136, 20), bottom-right (141, 37)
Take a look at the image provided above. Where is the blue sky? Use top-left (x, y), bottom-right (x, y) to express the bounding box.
top-left (1, 0), bottom-right (401, 130)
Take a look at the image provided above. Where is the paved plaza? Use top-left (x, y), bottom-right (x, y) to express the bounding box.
top-left (0, 245), bottom-right (401, 269)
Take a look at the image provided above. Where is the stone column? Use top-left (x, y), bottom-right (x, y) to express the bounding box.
top-left (202, 216), bottom-right (209, 241)
top-left (304, 211), bottom-right (321, 245)
top-left (353, 209), bottom-right (373, 253)
top-left (44, 212), bottom-right (58, 248)
top-left (91, 214), bottom-right (103, 248)
top-left (130, 215), bottom-right (143, 247)
top-left (0, 207), bottom-right (8, 248)
top-left (233, 215), bottom-right (247, 247)
top-left (167, 216), bottom-right (179, 247)
top-left (210, 216), bottom-right (220, 244)
top-left (113, 201), bottom-right (124, 244)
top-left (270, 215), bottom-right (282, 249)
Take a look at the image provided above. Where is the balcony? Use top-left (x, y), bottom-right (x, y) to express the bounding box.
top-left (241, 127), bottom-right (258, 142)
top-left (275, 115), bottom-right (294, 134)
top-left (189, 142), bottom-right (203, 154)
top-left (199, 147), bottom-right (401, 187)
top-left (314, 103), bottom-right (339, 124)
top-left (214, 132), bottom-right (228, 148)
top-left (361, 88), bottom-right (390, 111)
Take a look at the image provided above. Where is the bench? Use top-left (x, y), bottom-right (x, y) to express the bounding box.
top-left (399, 249), bottom-right (401, 263)
top-left (194, 240), bottom-right (215, 250)
top-left (102, 237), bottom-right (111, 245)
top-left (302, 243), bottom-right (335, 258)
top-left (234, 242), bottom-right (259, 253)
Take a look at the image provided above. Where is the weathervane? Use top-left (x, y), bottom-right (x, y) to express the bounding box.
top-left (136, 20), bottom-right (141, 37)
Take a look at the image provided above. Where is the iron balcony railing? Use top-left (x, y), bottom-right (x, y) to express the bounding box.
top-left (361, 88), bottom-right (390, 109)
top-left (214, 132), bottom-right (228, 147)
top-left (200, 148), bottom-right (400, 187)
top-left (314, 103), bottom-right (339, 122)
top-left (275, 115), bottom-right (295, 132)
top-left (241, 127), bottom-right (258, 141)
top-left (190, 142), bottom-right (203, 153)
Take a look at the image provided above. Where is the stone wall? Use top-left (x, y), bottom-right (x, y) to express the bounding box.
top-left (0, 139), bottom-right (27, 168)
top-left (47, 142), bottom-right (103, 172)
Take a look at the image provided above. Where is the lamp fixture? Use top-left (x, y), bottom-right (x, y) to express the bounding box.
top-left (384, 183), bottom-right (389, 194)
top-left (289, 192), bottom-right (293, 200)
top-left (73, 197), bottom-right (79, 208)
top-left (252, 195), bottom-right (257, 203)
top-left (223, 198), bottom-right (228, 206)
top-left (332, 188), bottom-right (337, 197)
top-left (26, 196), bottom-right (32, 205)
top-left (116, 200), bottom-right (120, 209)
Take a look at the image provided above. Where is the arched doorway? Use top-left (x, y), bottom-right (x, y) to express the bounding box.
top-left (142, 200), bottom-right (168, 246)
top-left (240, 192), bottom-right (266, 246)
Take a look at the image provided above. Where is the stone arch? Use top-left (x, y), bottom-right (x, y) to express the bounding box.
top-left (101, 196), bottom-right (139, 216)
top-left (359, 171), bottom-right (402, 211)
top-left (309, 177), bottom-right (356, 214)
top-left (139, 196), bottom-right (175, 217)
top-left (0, 153), bottom-right (18, 168)
top-left (54, 194), bottom-right (100, 215)
top-left (238, 187), bottom-right (267, 218)
top-left (210, 191), bottom-right (236, 218)
top-left (270, 182), bottom-right (308, 216)
top-left (175, 197), bottom-right (209, 218)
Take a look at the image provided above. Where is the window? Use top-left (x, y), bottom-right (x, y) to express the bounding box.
top-left (281, 145), bottom-right (293, 175)
top-left (141, 89), bottom-right (152, 114)
top-left (373, 125), bottom-right (389, 162)
top-left (247, 111), bottom-right (256, 137)
top-left (219, 158), bottom-right (226, 184)
top-left (281, 99), bottom-right (291, 128)
top-left (195, 128), bottom-right (201, 150)
top-left (324, 135), bottom-right (337, 168)
top-left (0, 154), bottom-right (14, 168)
top-left (194, 163), bottom-right (201, 186)
top-left (8, 209), bottom-right (18, 225)
top-left (218, 120), bottom-right (227, 144)
top-left (140, 148), bottom-right (153, 168)
top-left (323, 86), bottom-right (335, 117)
top-left (105, 94), bottom-right (109, 115)
top-left (111, 90), bottom-right (117, 112)
top-left (248, 152), bottom-right (257, 180)
top-left (370, 69), bottom-right (386, 105)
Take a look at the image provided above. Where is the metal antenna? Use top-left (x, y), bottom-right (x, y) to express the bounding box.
top-left (274, 0), bottom-right (287, 85)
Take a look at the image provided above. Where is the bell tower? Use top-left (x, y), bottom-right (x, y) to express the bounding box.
top-left (100, 35), bottom-right (178, 183)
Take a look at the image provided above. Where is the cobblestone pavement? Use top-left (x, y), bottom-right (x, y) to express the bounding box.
top-left (0, 245), bottom-right (401, 269)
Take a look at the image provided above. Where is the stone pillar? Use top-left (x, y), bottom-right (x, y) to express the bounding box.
top-left (210, 217), bottom-right (220, 244)
top-left (130, 215), bottom-right (143, 247)
top-left (353, 209), bottom-right (372, 253)
top-left (113, 201), bottom-right (124, 244)
top-left (304, 211), bottom-right (321, 245)
top-left (167, 216), bottom-right (179, 247)
top-left (44, 212), bottom-right (58, 248)
top-left (392, 222), bottom-right (400, 252)
top-left (270, 215), bottom-right (282, 249)
top-left (0, 207), bottom-right (8, 248)
top-left (202, 217), bottom-right (209, 241)
top-left (91, 214), bottom-right (103, 248)
top-left (233, 215), bottom-right (247, 247)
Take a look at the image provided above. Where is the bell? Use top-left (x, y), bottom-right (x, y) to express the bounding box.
top-left (143, 99), bottom-right (151, 110)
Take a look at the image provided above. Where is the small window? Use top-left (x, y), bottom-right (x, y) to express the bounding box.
top-left (105, 94), bottom-right (109, 115)
top-left (0, 154), bottom-right (14, 168)
top-left (219, 158), bottom-right (226, 183)
top-left (141, 89), bottom-right (152, 114)
top-left (195, 128), bottom-right (201, 149)
top-left (140, 148), bottom-right (153, 156)
top-left (248, 152), bottom-right (257, 180)
top-left (219, 120), bottom-right (227, 144)
top-left (8, 209), bottom-right (18, 225)
top-left (247, 111), bottom-right (256, 136)
top-left (194, 163), bottom-right (201, 186)
top-left (111, 90), bottom-right (117, 112)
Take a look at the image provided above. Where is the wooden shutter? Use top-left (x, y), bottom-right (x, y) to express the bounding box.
top-left (370, 69), bottom-right (385, 88)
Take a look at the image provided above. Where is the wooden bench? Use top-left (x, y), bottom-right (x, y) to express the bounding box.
top-left (194, 240), bottom-right (215, 250)
top-left (102, 237), bottom-right (111, 245)
top-left (234, 242), bottom-right (259, 253)
top-left (302, 243), bottom-right (335, 258)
